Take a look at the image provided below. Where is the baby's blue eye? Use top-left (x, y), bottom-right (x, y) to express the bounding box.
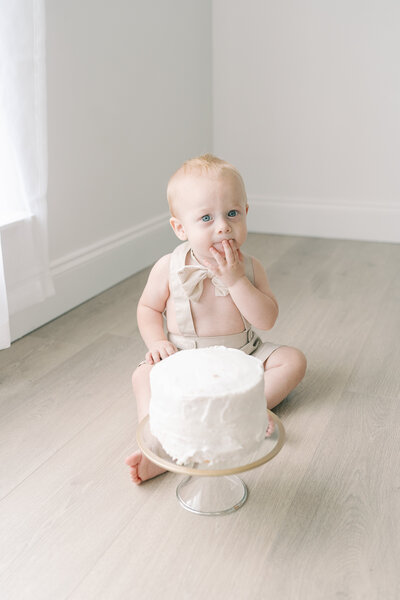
top-left (201, 214), bottom-right (211, 222)
top-left (228, 210), bottom-right (238, 217)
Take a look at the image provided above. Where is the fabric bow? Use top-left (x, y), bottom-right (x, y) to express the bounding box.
top-left (177, 264), bottom-right (229, 302)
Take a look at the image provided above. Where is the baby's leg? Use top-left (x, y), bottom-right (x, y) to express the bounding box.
top-left (263, 346), bottom-right (307, 410)
top-left (125, 363), bottom-right (167, 485)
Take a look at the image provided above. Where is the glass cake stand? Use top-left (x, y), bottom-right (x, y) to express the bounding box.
top-left (136, 410), bottom-right (285, 516)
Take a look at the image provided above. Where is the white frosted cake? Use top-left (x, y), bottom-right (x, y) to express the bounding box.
top-left (149, 346), bottom-right (268, 466)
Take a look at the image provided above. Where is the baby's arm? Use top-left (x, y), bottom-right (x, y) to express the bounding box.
top-left (137, 254), bottom-right (177, 364)
top-left (229, 255), bottom-right (279, 330)
top-left (207, 241), bottom-right (278, 331)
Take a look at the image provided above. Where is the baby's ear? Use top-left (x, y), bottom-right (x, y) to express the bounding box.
top-left (170, 217), bottom-right (187, 241)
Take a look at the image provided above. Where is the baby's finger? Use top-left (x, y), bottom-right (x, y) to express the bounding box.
top-left (152, 350), bottom-right (162, 363)
top-left (145, 351), bottom-right (154, 365)
top-left (202, 257), bottom-right (217, 273)
top-left (223, 240), bottom-right (235, 265)
top-left (209, 246), bottom-right (225, 265)
top-left (166, 343), bottom-right (178, 356)
top-left (229, 239), bottom-right (239, 255)
top-left (158, 348), bottom-right (167, 360)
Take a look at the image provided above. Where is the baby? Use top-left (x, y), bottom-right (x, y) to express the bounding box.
top-left (126, 154), bottom-right (306, 484)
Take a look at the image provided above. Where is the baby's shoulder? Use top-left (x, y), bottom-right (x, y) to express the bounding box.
top-left (249, 255), bottom-right (265, 271)
top-left (150, 253), bottom-right (172, 277)
top-left (247, 255), bottom-right (269, 286)
top-left (153, 252), bottom-right (172, 269)
top-left (245, 254), bottom-right (264, 273)
top-left (143, 254), bottom-right (172, 299)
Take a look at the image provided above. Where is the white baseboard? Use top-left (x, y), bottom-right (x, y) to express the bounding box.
top-left (9, 198), bottom-right (399, 341)
top-left (247, 196), bottom-right (400, 244)
top-left (10, 213), bottom-right (177, 342)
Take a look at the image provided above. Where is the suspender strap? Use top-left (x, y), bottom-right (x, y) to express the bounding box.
top-left (169, 242), bottom-right (197, 336)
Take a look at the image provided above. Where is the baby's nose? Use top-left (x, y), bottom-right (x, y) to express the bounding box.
top-left (217, 217), bottom-right (231, 233)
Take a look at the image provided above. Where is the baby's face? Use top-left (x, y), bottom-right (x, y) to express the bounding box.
top-left (170, 172), bottom-right (248, 264)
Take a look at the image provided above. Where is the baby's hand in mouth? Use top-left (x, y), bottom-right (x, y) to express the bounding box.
top-left (204, 240), bottom-right (245, 288)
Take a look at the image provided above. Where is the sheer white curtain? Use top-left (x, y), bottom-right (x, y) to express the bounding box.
top-left (0, 0), bottom-right (54, 349)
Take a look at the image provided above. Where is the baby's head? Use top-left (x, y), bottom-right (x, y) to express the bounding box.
top-left (167, 154), bottom-right (247, 217)
top-left (168, 154), bottom-right (249, 263)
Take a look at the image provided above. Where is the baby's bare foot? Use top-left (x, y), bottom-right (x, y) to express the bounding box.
top-left (265, 413), bottom-right (275, 438)
top-left (125, 451), bottom-right (166, 485)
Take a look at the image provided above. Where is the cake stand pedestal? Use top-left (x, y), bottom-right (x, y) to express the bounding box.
top-left (137, 410), bottom-right (285, 516)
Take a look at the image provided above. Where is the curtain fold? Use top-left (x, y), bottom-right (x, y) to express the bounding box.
top-left (0, 0), bottom-right (54, 350)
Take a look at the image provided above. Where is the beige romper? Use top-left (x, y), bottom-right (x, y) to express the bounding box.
top-left (162, 242), bottom-right (280, 363)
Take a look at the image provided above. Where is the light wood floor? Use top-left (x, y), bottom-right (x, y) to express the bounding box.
top-left (1, 233), bottom-right (399, 600)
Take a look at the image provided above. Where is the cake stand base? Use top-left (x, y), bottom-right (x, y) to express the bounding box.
top-left (176, 475), bottom-right (248, 516)
top-left (137, 412), bottom-right (285, 517)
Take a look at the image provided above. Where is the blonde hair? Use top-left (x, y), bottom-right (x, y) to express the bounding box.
top-left (167, 153), bottom-right (247, 216)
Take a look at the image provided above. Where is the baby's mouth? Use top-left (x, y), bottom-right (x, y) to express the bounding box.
top-left (212, 239), bottom-right (235, 252)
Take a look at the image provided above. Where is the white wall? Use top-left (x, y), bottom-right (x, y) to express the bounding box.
top-left (11, 0), bottom-right (212, 341)
top-left (10, 1), bottom-right (400, 341)
top-left (213, 0), bottom-right (400, 243)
